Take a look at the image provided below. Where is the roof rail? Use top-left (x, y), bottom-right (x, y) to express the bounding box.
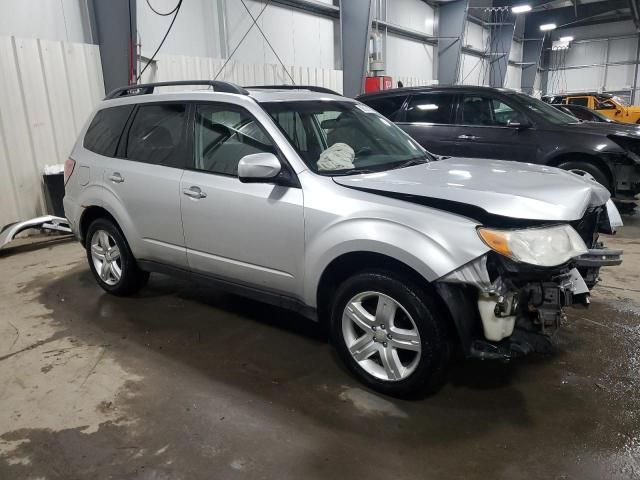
top-left (104, 80), bottom-right (249, 100)
top-left (244, 85), bottom-right (342, 96)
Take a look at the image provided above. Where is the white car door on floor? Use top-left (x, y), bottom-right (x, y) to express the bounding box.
top-left (180, 102), bottom-right (304, 297)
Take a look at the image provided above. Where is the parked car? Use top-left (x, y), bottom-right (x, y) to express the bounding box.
top-left (357, 86), bottom-right (640, 204)
top-left (543, 92), bottom-right (640, 124)
top-left (552, 103), bottom-right (616, 123)
top-left (64, 81), bottom-right (622, 397)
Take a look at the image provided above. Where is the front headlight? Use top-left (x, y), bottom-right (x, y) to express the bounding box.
top-left (477, 225), bottom-right (588, 267)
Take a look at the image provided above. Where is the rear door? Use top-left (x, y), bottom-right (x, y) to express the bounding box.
top-left (452, 93), bottom-right (538, 162)
top-left (396, 92), bottom-right (459, 156)
top-left (179, 102), bottom-right (304, 296)
top-left (104, 102), bottom-right (188, 268)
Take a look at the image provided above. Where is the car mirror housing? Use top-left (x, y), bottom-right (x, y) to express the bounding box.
top-left (238, 152), bottom-right (282, 183)
top-left (507, 119), bottom-right (531, 130)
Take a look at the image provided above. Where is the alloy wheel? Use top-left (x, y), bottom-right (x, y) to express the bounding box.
top-left (90, 229), bottom-right (122, 286)
top-left (342, 291), bottom-right (421, 382)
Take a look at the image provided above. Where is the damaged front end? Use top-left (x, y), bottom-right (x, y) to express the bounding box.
top-left (435, 200), bottom-right (623, 361)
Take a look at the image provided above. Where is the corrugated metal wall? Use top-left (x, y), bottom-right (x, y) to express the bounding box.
top-left (0, 35), bottom-right (104, 227)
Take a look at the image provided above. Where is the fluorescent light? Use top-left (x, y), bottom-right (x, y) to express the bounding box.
top-left (540, 23), bottom-right (557, 31)
top-left (417, 104), bottom-right (439, 111)
top-left (559, 36), bottom-right (574, 42)
top-left (511, 5), bottom-right (532, 13)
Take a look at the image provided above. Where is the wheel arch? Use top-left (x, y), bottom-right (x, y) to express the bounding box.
top-left (79, 206), bottom-right (119, 244)
top-left (545, 152), bottom-right (614, 190)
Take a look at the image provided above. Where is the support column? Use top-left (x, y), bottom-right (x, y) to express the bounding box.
top-left (340, 0), bottom-right (373, 97)
top-left (520, 37), bottom-right (545, 94)
top-left (488, 15), bottom-right (516, 87)
top-left (88, 0), bottom-right (137, 93)
top-left (437, 0), bottom-right (468, 86)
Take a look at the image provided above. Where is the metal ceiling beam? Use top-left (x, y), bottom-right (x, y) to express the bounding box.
top-left (87, 0), bottom-right (137, 92)
top-left (520, 37), bottom-right (545, 94)
top-left (437, 0), bottom-right (468, 86)
top-left (340, 0), bottom-right (373, 97)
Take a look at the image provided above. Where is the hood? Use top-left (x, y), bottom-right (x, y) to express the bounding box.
top-left (333, 157), bottom-right (610, 222)
top-left (558, 120), bottom-right (640, 137)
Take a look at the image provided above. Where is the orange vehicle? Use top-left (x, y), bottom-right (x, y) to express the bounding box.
top-left (545, 93), bottom-right (640, 124)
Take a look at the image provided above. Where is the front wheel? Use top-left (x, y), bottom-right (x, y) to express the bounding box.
top-left (330, 271), bottom-right (452, 397)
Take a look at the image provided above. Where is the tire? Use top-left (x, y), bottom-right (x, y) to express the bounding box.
top-left (557, 160), bottom-right (611, 192)
top-left (85, 218), bottom-right (149, 296)
top-left (330, 271), bottom-right (452, 397)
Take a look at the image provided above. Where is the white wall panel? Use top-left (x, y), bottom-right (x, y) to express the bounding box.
top-left (464, 22), bottom-right (488, 51)
top-left (458, 53), bottom-right (487, 86)
top-left (142, 53), bottom-right (343, 94)
top-left (385, 34), bottom-right (434, 81)
top-left (0, 0), bottom-right (90, 43)
top-left (386, 0), bottom-right (435, 36)
top-left (505, 65), bottom-right (522, 90)
top-left (0, 36), bottom-right (103, 227)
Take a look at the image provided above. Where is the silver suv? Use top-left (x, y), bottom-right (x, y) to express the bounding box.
top-left (64, 81), bottom-right (622, 396)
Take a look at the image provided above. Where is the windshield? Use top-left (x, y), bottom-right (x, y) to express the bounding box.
top-left (261, 100), bottom-right (431, 175)
top-left (611, 95), bottom-right (628, 107)
top-left (515, 93), bottom-right (579, 125)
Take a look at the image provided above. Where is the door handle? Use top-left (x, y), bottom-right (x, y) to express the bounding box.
top-left (183, 186), bottom-right (207, 199)
top-left (109, 172), bottom-right (124, 183)
top-left (457, 134), bottom-right (480, 140)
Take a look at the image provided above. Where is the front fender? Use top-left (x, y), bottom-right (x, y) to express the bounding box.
top-left (303, 217), bottom-right (489, 307)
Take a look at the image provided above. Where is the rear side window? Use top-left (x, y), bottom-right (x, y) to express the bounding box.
top-left (568, 97), bottom-right (589, 107)
top-left (125, 103), bottom-right (187, 168)
top-left (362, 96), bottom-right (407, 121)
top-left (83, 105), bottom-right (133, 157)
top-left (405, 93), bottom-right (455, 124)
top-left (194, 104), bottom-right (275, 176)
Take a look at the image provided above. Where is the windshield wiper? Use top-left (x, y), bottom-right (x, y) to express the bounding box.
top-left (391, 158), bottom-right (430, 170)
top-left (330, 168), bottom-right (378, 176)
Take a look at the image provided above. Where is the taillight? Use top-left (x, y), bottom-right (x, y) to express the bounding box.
top-left (64, 158), bottom-right (76, 185)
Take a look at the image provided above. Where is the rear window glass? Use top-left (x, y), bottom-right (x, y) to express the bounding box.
top-left (125, 103), bottom-right (187, 168)
top-left (83, 105), bottom-right (134, 157)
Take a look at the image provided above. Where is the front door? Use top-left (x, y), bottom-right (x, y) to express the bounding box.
top-left (396, 92), bottom-right (459, 156)
top-left (180, 102), bottom-right (304, 297)
top-left (452, 93), bottom-right (538, 163)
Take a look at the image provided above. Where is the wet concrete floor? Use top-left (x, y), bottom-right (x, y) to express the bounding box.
top-left (0, 212), bottom-right (639, 479)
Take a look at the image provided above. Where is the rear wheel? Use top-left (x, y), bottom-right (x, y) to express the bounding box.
top-left (557, 160), bottom-right (611, 192)
top-left (330, 271), bottom-right (452, 397)
top-left (85, 218), bottom-right (149, 296)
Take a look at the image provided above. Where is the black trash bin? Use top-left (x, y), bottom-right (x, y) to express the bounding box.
top-left (43, 171), bottom-right (65, 217)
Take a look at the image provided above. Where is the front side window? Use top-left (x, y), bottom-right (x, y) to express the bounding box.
top-left (125, 103), bottom-right (187, 167)
top-left (194, 104), bottom-right (275, 176)
top-left (262, 101), bottom-right (430, 175)
top-left (84, 105), bottom-right (134, 157)
top-left (460, 95), bottom-right (521, 126)
top-left (405, 93), bottom-right (455, 124)
top-left (363, 95), bottom-right (407, 121)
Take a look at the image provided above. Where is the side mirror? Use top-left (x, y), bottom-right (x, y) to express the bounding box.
top-left (238, 152), bottom-right (282, 183)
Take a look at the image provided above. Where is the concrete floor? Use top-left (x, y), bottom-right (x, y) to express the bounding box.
top-left (1, 213), bottom-right (639, 480)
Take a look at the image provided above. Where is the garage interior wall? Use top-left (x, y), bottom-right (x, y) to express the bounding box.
top-left (379, 0), bottom-right (436, 84)
top-left (0, 36), bottom-right (104, 227)
top-left (545, 20), bottom-right (640, 102)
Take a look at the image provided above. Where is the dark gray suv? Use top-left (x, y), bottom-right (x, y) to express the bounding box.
top-left (358, 86), bottom-right (640, 204)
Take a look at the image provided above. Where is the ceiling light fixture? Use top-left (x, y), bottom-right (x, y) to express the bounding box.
top-left (540, 23), bottom-right (557, 31)
top-left (511, 5), bottom-right (532, 14)
top-left (559, 36), bottom-right (574, 42)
